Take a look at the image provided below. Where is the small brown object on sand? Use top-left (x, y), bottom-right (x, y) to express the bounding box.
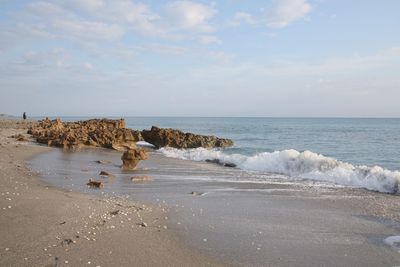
top-left (86, 179), bottom-right (103, 188)
top-left (131, 176), bottom-right (152, 182)
top-left (99, 171), bottom-right (112, 177)
top-left (17, 136), bottom-right (28, 142)
top-left (11, 134), bottom-right (28, 142)
top-left (95, 160), bottom-right (112, 164)
top-left (109, 210), bottom-right (119, 215)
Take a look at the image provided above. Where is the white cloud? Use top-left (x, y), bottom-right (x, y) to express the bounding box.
top-left (137, 44), bottom-right (187, 55)
top-left (16, 1), bottom-right (125, 42)
top-left (1, 1), bottom-right (222, 48)
top-left (61, 0), bottom-right (163, 36)
top-left (228, 12), bottom-right (256, 27)
top-left (267, 0), bottom-right (312, 28)
top-left (68, 0), bottom-right (105, 11)
top-left (83, 62), bottom-right (94, 70)
top-left (52, 19), bottom-right (124, 41)
top-left (165, 1), bottom-right (216, 32)
top-left (269, 47), bottom-right (400, 76)
top-left (96, 1), bottom-right (162, 36)
top-left (198, 35), bottom-right (222, 45)
top-left (208, 51), bottom-right (234, 64)
top-left (191, 47), bottom-right (400, 79)
top-left (227, 0), bottom-right (312, 29)
top-left (26, 1), bottom-right (66, 16)
top-left (0, 48), bottom-right (78, 77)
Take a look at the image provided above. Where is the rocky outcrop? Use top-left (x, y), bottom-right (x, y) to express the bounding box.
top-left (121, 148), bottom-right (148, 170)
top-left (141, 126), bottom-right (234, 149)
top-left (28, 118), bottom-right (143, 150)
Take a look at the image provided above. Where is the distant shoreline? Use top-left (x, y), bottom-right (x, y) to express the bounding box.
top-left (14, 115), bottom-right (400, 119)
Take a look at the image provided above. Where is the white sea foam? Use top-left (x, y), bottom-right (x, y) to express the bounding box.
top-left (384, 236), bottom-right (400, 251)
top-left (136, 141), bottom-right (155, 148)
top-left (159, 147), bottom-right (400, 193)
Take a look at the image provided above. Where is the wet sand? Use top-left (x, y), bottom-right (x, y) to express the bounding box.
top-left (0, 119), bottom-right (223, 267)
top-left (31, 145), bottom-right (400, 266)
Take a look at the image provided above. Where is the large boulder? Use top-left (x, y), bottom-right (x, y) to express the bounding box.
top-left (121, 148), bottom-right (148, 170)
top-left (141, 126), bottom-right (234, 149)
top-left (28, 118), bottom-right (143, 150)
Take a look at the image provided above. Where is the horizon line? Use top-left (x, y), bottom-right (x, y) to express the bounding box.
top-left (16, 115), bottom-right (400, 119)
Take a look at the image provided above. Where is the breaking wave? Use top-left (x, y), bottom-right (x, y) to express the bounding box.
top-left (159, 148), bottom-right (400, 194)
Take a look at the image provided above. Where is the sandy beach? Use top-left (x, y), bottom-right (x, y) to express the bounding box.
top-left (0, 119), bottom-right (222, 267)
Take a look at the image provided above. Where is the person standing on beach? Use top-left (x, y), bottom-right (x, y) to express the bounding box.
top-left (23, 112), bottom-right (26, 120)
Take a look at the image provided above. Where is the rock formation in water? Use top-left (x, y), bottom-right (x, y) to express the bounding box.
top-left (205, 158), bottom-right (236, 168)
top-left (141, 126), bottom-right (234, 149)
top-left (28, 118), bottom-right (143, 150)
top-left (121, 148), bottom-right (149, 170)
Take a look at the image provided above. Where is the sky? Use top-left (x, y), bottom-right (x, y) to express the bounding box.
top-left (0, 0), bottom-right (399, 117)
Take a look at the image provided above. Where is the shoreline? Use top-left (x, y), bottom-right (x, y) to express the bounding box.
top-left (0, 119), bottom-right (223, 266)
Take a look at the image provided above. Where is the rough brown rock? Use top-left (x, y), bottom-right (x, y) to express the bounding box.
top-left (28, 118), bottom-right (143, 150)
top-left (121, 148), bottom-right (148, 170)
top-left (141, 126), bottom-right (234, 149)
top-left (86, 179), bottom-right (103, 188)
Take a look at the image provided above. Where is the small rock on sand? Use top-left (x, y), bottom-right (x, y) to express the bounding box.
top-left (86, 179), bottom-right (103, 188)
top-left (109, 210), bottom-right (119, 215)
top-left (95, 160), bottom-right (111, 164)
top-left (99, 171), bottom-right (112, 177)
top-left (10, 134), bottom-right (28, 142)
top-left (61, 238), bottom-right (73, 246)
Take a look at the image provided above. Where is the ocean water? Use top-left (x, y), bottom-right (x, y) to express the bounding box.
top-left (46, 117), bottom-right (400, 193)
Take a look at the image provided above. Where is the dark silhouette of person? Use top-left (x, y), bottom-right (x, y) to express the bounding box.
top-left (23, 112), bottom-right (26, 120)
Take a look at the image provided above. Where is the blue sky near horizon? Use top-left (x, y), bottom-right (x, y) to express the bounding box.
top-left (0, 0), bottom-right (399, 117)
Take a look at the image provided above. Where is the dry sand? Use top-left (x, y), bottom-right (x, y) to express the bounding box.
top-left (0, 119), bottom-right (223, 267)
